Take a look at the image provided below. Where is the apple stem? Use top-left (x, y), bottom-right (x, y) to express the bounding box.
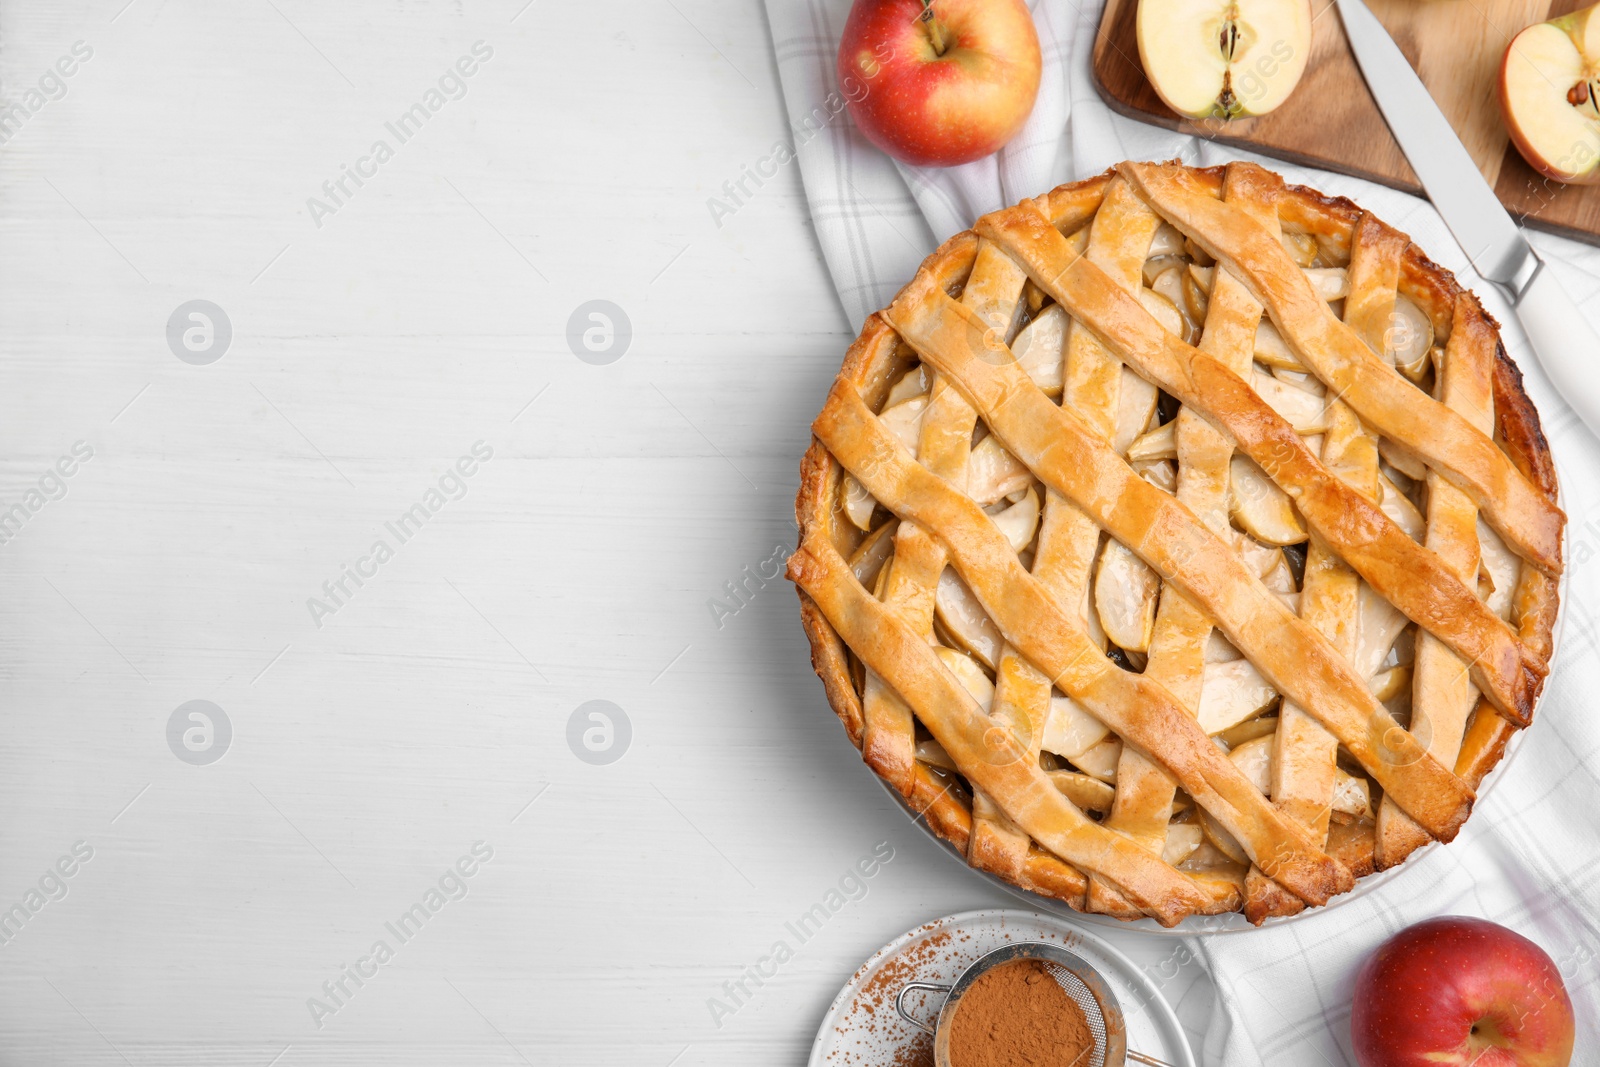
top-left (918, 0), bottom-right (949, 56)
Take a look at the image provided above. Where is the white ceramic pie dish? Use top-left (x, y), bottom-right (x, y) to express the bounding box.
top-left (794, 162), bottom-right (1570, 931)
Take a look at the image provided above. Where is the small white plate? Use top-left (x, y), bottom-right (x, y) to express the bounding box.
top-left (807, 908), bottom-right (1195, 1067)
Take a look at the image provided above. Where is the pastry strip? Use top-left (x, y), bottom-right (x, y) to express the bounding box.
top-left (1117, 161), bottom-right (1563, 576)
top-left (858, 241), bottom-right (1028, 796)
top-left (972, 206), bottom-right (1545, 725)
top-left (973, 216), bottom-right (1099, 874)
top-left (943, 244), bottom-right (1032, 871)
top-left (971, 215), bottom-right (1110, 879)
top-left (1036, 179), bottom-right (1162, 915)
top-left (1252, 212), bottom-right (1395, 920)
top-left (1093, 166), bottom-right (1284, 908)
top-left (1376, 295), bottom-right (1495, 867)
top-left (969, 196), bottom-right (1144, 895)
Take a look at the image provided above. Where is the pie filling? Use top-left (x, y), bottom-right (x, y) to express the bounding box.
top-left (793, 161), bottom-right (1564, 926)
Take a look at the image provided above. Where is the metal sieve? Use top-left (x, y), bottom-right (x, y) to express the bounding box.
top-left (895, 941), bottom-right (1174, 1067)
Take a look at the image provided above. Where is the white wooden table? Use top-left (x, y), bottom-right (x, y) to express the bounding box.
top-left (0, 1), bottom-right (1214, 1062)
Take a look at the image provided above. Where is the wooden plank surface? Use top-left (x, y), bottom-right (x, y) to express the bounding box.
top-left (1093, 0), bottom-right (1600, 243)
top-left (0, 1), bottom-right (1222, 1064)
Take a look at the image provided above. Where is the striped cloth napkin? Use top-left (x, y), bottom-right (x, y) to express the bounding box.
top-left (763, 0), bottom-right (1600, 1061)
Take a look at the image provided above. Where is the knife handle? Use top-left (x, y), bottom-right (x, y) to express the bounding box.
top-left (1513, 260), bottom-right (1600, 439)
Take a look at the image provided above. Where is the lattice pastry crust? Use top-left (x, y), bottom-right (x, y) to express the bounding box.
top-left (790, 161), bottom-right (1563, 927)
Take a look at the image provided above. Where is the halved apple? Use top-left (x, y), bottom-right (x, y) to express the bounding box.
top-left (1137, 0), bottom-right (1311, 119)
top-left (1500, 2), bottom-right (1600, 183)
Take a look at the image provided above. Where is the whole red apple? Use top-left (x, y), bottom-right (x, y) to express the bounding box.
top-left (1351, 916), bottom-right (1574, 1067)
top-left (836, 0), bottom-right (1041, 167)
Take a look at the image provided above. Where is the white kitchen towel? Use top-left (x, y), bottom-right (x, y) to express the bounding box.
top-left (763, 0), bottom-right (1600, 1062)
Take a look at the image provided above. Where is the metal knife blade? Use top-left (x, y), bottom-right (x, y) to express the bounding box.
top-left (1332, 0), bottom-right (1534, 292)
top-left (1335, 0), bottom-right (1600, 440)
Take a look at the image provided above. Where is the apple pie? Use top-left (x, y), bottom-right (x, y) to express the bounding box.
top-left (789, 161), bottom-right (1563, 926)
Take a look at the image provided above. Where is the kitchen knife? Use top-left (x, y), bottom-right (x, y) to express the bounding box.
top-left (1335, 0), bottom-right (1600, 438)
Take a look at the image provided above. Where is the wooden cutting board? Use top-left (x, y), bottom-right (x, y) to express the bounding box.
top-left (1092, 0), bottom-right (1600, 244)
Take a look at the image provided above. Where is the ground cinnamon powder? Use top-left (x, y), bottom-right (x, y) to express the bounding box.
top-left (851, 926), bottom-right (953, 1067)
top-left (947, 959), bottom-right (1095, 1067)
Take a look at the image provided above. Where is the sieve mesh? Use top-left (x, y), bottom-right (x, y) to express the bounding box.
top-left (1040, 960), bottom-right (1109, 1067)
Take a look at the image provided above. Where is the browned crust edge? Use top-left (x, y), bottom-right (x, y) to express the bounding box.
top-left (789, 164), bottom-right (1562, 923)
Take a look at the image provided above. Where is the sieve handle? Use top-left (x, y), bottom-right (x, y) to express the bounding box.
top-left (893, 981), bottom-right (950, 1037)
top-left (1127, 1051), bottom-right (1176, 1067)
